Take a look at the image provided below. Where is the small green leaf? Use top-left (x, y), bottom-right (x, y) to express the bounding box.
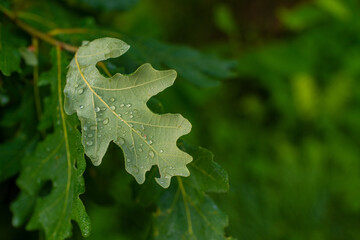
top-left (0, 23), bottom-right (23, 76)
top-left (11, 48), bottom-right (90, 240)
top-left (180, 140), bottom-right (229, 193)
top-left (64, 38), bottom-right (192, 188)
top-left (0, 136), bottom-right (37, 182)
top-left (0, 85), bottom-right (38, 182)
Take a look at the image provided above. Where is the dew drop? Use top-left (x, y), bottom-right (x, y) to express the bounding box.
top-left (117, 137), bottom-right (125, 145)
top-left (86, 141), bottom-right (93, 146)
top-left (120, 103), bottom-right (125, 107)
top-left (149, 151), bottom-right (155, 158)
top-left (80, 105), bottom-right (84, 109)
top-left (141, 125), bottom-right (145, 130)
top-left (90, 125), bottom-right (97, 130)
top-left (118, 113), bottom-right (122, 117)
top-left (95, 107), bottom-right (100, 112)
top-left (127, 158), bottom-right (131, 162)
top-left (103, 118), bottom-right (109, 125)
top-left (83, 126), bottom-right (88, 131)
top-left (160, 150), bottom-right (164, 153)
top-left (74, 84), bottom-right (79, 87)
top-left (77, 88), bottom-right (84, 94)
top-left (109, 97), bottom-right (115, 102)
top-left (129, 124), bottom-right (133, 128)
top-left (110, 106), bottom-right (116, 110)
top-left (101, 107), bottom-right (106, 111)
top-left (88, 133), bottom-right (93, 138)
top-left (126, 104), bottom-right (131, 108)
top-left (98, 134), bottom-right (102, 138)
top-left (138, 148), bottom-right (143, 152)
top-left (130, 115), bottom-right (133, 118)
top-left (148, 140), bottom-right (153, 145)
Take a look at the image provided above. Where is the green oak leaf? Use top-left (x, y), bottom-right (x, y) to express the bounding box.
top-left (64, 37), bottom-right (192, 188)
top-left (11, 48), bottom-right (90, 240)
top-left (153, 142), bottom-right (230, 240)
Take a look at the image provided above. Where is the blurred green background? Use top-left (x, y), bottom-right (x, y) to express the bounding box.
top-left (2, 0), bottom-right (360, 239)
top-left (144, 0), bottom-right (360, 239)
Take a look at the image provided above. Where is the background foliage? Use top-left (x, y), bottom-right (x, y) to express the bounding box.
top-left (1, 0), bottom-right (360, 239)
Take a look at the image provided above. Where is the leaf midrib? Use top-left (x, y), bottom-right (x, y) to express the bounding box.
top-left (74, 52), bottom-right (170, 167)
top-left (51, 46), bottom-right (72, 239)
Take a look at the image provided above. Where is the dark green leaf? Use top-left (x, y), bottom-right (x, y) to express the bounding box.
top-left (62, 0), bottom-right (140, 11)
top-left (152, 142), bottom-right (230, 240)
top-left (136, 141), bottom-right (230, 239)
top-left (127, 38), bottom-right (236, 87)
top-left (11, 47), bottom-right (90, 240)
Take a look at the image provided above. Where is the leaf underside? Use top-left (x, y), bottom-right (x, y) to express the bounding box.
top-left (64, 37), bottom-right (192, 188)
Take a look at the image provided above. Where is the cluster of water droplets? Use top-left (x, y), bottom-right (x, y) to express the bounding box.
top-left (76, 89), bottom-right (176, 183)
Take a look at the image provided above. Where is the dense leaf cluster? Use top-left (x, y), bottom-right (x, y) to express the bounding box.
top-left (0, 0), bottom-right (233, 239)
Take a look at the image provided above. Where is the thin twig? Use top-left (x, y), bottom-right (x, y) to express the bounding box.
top-left (0, 5), bottom-right (78, 52)
top-left (32, 38), bottom-right (42, 120)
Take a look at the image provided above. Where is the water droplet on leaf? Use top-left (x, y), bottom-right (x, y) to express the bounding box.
top-left (116, 137), bottom-right (125, 145)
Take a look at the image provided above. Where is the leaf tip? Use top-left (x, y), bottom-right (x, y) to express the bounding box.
top-left (156, 177), bottom-right (171, 188)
